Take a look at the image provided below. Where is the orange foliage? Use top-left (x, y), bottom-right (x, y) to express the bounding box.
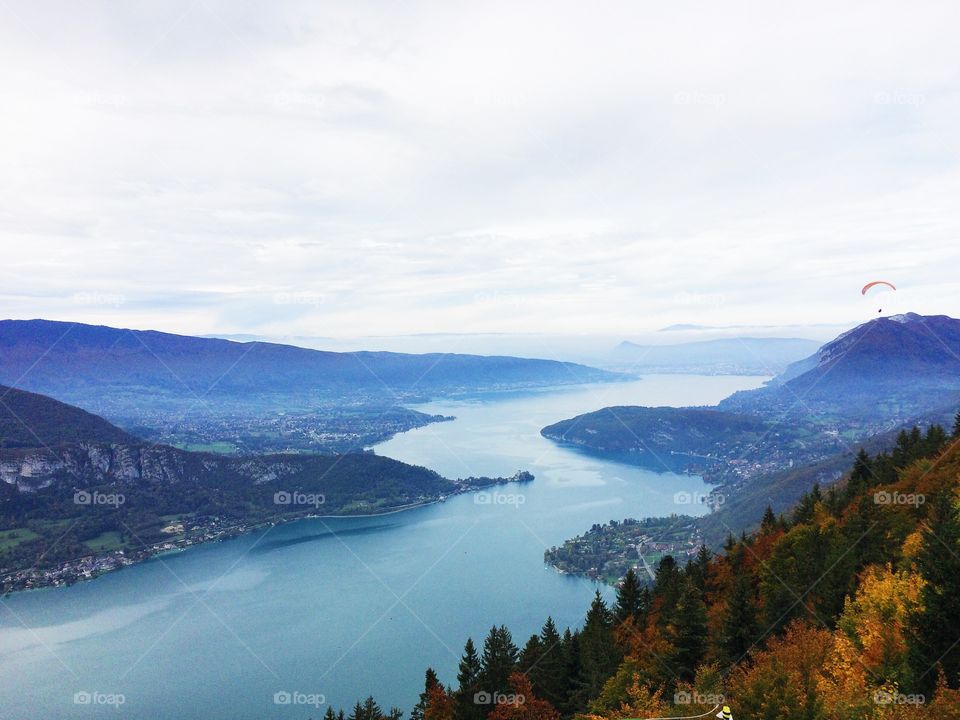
top-left (488, 673), bottom-right (560, 720)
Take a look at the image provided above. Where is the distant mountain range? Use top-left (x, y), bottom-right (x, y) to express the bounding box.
top-left (609, 337), bottom-right (820, 375)
top-left (540, 313), bottom-right (960, 540)
top-left (0, 319), bottom-right (621, 421)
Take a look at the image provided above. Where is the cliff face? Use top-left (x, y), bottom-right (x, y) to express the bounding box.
top-left (0, 442), bottom-right (310, 492)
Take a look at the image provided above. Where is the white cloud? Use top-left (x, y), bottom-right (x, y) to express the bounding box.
top-left (1, 0), bottom-right (959, 339)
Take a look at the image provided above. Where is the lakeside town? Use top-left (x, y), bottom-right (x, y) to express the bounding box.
top-left (544, 515), bottom-right (704, 585)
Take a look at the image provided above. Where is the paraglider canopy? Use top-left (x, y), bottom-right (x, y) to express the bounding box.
top-left (861, 280), bottom-right (896, 295)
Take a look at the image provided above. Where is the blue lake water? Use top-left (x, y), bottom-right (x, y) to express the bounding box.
top-left (0, 375), bottom-right (765, 719)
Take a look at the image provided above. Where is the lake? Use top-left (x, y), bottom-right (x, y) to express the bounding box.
top-left (0, 375), bottom-right (765, 719)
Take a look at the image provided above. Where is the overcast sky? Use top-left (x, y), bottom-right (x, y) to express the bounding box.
top-left (1, 0), bottom-right (959, 341)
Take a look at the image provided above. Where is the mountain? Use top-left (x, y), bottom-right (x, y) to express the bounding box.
top-left (719, 313), bottom-right (960, 423)
top-left (0, 384), bottom-right (137, 449)
top-left (608, 336), bottom-right (820, 375)
top-left (0, 319), bottom-right (621, 420)
top-left (541, 406), bottom-right (772, 472)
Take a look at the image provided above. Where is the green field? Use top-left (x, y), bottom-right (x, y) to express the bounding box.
top-left (84, 531), bottom-right (125, 552)
top-left (0, 528), bottom-right (39, 551)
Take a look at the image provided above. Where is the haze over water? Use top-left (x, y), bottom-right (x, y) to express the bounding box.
top-left (0, 375), bottom-right (764, 719)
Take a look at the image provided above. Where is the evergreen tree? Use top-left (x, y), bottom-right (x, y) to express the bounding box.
top-left (529, 617), bottom-right (566, 710)
top-left (909, 491), bottom-right (960, 693)
top-left (653, 555), bottom-right (682, 625)
top-left (455, 638), bottom-right (483, 720)
top-left (614, 567), bottom-right (644, 622)
top-left (953, 410), bottom-right (960, 438)
top-left (668, 577), bottom-right (708, 681)
top-left (575, 591), bottom-right (621, 705)
top-left (518, 634), bottom-right (542, 674)
top-left (324, 707), bottom-right (339, 720)
top-left (559, 628), bottom-right (581, 715)
top-left (411, 668), bottom-right (440, 720)
top-left (479, 625), bottom-right (518, 699)
top-left (717, 571), bottom-right (759, 669)
top-left (760, 505), bottom-right (777, 533)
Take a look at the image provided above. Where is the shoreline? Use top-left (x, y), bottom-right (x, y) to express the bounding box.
top-left (1, 474), bottom-right (531, 596)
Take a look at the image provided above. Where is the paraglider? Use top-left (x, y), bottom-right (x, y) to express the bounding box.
top-left (861, 280), bottom-right (896, 295)
top-left (861, 281), bottom-right (896, 313)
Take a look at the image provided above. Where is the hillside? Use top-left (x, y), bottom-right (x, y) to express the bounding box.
top-left (719, 313), bottom-right (960, 424)
top-left (0, 384), bottom-right (136, 448)
top-left (0, 319), bottom-right (621, 420)
top-left (541, 406), bottom-right (777, 475)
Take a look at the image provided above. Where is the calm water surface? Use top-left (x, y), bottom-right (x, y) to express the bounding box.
top-left (0, 375), bottom-right (765, 719)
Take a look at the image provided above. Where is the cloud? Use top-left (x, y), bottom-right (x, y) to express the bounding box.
top-left (1, 0), bottom-right (959, 338)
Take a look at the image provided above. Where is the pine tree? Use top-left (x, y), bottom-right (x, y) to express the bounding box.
top-left (668, 577), bottom-right (708, 681)
top-left (953, 410), bottom-right (960, 438)
top-left (653, 555), bottom-right (682, 625)
top-left (519, 634), bottom-right (542, 674)
top-left (411, 668), bottom-right (440, 720)
top-left (529, 617), bottom-right (566, 710)
top-left (909, 491), bottom-right (960, 693)
top-left (575, 591), bottom-right (621, 705)
top-left (324, 707), bottom-right (339, 720)
top-left (614, 567), bottom-right (644, 622)
top-left (456, 638), bottom-right (483, 720)
top-left (559, 628), bottom-right (581, 715)
top-left (717, 571), bottom-right (759, 669)
top-left (479, 625), bottom-right (519, 699)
